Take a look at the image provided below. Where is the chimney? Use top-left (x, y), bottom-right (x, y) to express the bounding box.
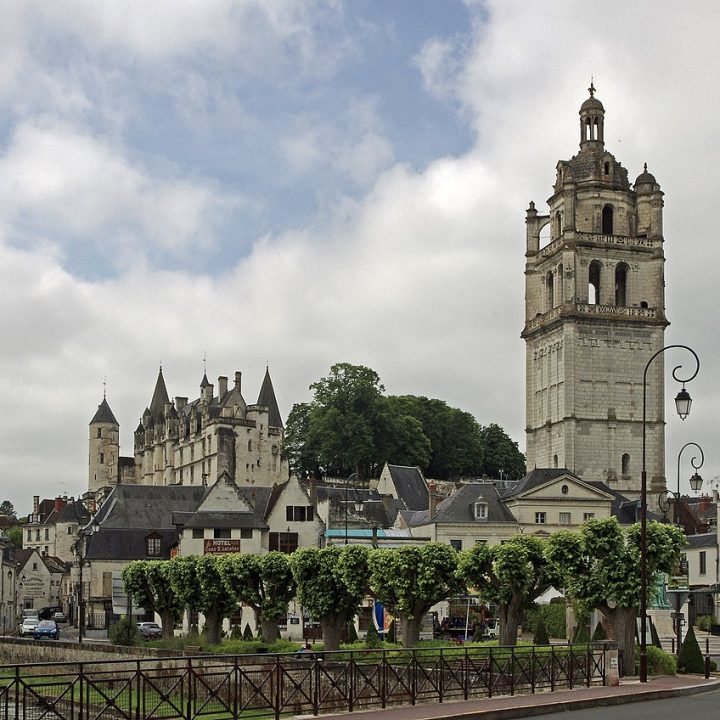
top-left (175, 396), bottom-right (187, 411)
top-left (428, 481), bottom-right (437, 518)
top-left (218, 376), bottom-right (228, 397)
top-left (216, 427), bottom-right (236, 480)
top-left (54, 497), bottom-right (65, 514)
top-left (234, 371), bottom-right (242, 393)
top-left (33, 496), bottom-right (40, 515)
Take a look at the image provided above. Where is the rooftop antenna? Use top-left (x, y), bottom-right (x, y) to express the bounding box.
top-left (203, 351), bottom-right (207, 375)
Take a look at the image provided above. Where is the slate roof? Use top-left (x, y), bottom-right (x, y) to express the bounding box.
top-left (90, 398), bottom-right (118, 426)
top-left (583, 481), bottom-right (665, 524)
top-left (91, 484), bottom-right (208, 530)
top-left (149, 368), bottom-right (170, 419)
top-left (686, 533), bottom-right (717, 549)
top-left (257, 367), bottom-right (283, 428)
top-left (501, 468), bottom-right (581, 498)
top-left (386, 465), bottom-right (429, 512)
top-left (408, 482), bottom-right (517, 527)
top-left (86, 485), bottom-right (208, 561)
top-left (173, 511), bottom-right (268, 530)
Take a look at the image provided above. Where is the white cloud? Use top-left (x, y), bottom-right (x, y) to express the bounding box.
top-left (0, 122), bottom-right (238, 258)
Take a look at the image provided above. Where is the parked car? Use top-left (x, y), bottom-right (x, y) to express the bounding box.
top-left (136, 622), bottom-right (162, 640)
top-left (20, 617), bottom-right (39, 637)
top-left (53, 611), bottom-right (67, 623)
top-left (33, 620), bottom-right (60, 640)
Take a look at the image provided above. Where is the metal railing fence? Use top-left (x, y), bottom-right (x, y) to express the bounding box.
top-left (0, 642), bottom-right (609, 720)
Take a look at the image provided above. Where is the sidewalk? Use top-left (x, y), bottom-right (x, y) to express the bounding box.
top-left (302, 675), bottom-right (720, 720)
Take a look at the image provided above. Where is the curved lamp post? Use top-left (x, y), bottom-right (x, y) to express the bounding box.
top-left (659, 442), bottom-right (705, 524)
top-left (640, 345), bottom-right (700, 683)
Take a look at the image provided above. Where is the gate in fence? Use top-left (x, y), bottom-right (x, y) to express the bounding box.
top-left (0, 643), bottom-right (609, 720)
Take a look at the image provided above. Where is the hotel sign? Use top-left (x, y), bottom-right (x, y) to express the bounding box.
top-left (204, 539), bottom-right (241, 555)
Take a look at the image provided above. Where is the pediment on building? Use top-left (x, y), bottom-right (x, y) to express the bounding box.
top-left (505, 469), bottom-right (614, 503)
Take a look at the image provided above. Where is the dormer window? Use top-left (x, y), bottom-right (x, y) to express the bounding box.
top-left (146, 533), bottom-right (162, 557)
top-left (474, 502), bottom-right (488, 521)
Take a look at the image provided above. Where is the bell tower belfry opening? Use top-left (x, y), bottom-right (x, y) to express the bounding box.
top-left (522, 85), bottom-right (668, 497)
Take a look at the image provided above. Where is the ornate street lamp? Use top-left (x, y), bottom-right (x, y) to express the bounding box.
top-left (640, 345), bottom-right (700, 683)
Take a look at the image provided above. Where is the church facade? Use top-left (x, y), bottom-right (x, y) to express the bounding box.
top-left (88, 366), bottom-right (286, 494)
top-left (522, 85), bottom-right (668, 497)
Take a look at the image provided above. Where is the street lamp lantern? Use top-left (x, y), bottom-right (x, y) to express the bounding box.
top-left (674, 387), bottom-right (692, 420)
top-left (640, 344), bottom-right (700, 683)
top-left (689, 472), bottom-right (703, 494)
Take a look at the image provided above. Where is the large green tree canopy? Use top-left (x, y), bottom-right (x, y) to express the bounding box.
top-left (283, 363), bottom-right (525, 480)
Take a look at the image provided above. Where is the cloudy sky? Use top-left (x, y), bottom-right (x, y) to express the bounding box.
top-left (1, 0), bottom-right (719, 514)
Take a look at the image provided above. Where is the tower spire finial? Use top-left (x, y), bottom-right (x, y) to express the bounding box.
top-left (588, 77), bottom-right (596, 97)
top-left (103, 376), bottom-right (107, 400)
top-left (644, 162), bottom-right (648, 172)
top-left (203, 351), bottom-right (207, 375)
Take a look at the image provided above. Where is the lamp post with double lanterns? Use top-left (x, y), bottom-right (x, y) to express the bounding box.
top-left (639, 344), bottom-right (700, 683)
top-left (658, 442), bottom-right (704, 526)
top-left (74, 521), bottom-right (99, 644)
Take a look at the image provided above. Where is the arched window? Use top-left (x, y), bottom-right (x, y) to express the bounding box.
top-left (621, 453), bottom-right (630, 476)
top-left (588, 260), bottom-right (601, 305)
top-left (615, 262), bottom-right (628, 306)
top-left (248, 439), bottom-right (252, 452)
top-left (553, 454), bottom-right (558, 469)
top-left (546, 270), bottom-right (554, 311)
top-left (602, 205), bottom-right (614, 235)
top-left (585, 118), bottom-right (592, 141)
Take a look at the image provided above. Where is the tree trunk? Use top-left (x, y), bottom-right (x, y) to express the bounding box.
top-left (204, 606), bottom-right (223, 646)
top-left (498, 600), bottom-right (522, 646)
top-left (159, 608), bottom-right (176, 639)
top-left (321, 614), bottom-right (346, 652)
top-left (602, 607), bottom-right (635, 677)
top-left (261, 618), bottom-right (280, 644)
top-left (402, 615), bottom-right (421, 647)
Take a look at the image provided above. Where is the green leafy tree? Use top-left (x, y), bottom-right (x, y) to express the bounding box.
top-left (477, 424), bottom-right (526, 480)
top-left (221, 552), bottom-right (295, 643)
top-left (369, 544), bottom-right (463, 647)
top-left (168, 555), bottom-right (204, 635)
top-left (376, 401), bottom-right (431, 469)
top-left (546, 517), bottom-right (685, 672)
top-left (305, 363), bottom-right (387, 477)
top-left (290, 545), bottom-right (370, 651)
top-left (4, 526), bottom-right (22, 550)
top-left (282, 403), bottom-right (316, 475)
top-left (458, 535), bottom-right (558, 646)
top-left (534, 615), bottom-right (550, 645)
top-left (195, 554), bottom-right (238, 645)
top-left (122, 560), bottom-right (183, 638)
top-left (0, 501), bottom-right (16, 517)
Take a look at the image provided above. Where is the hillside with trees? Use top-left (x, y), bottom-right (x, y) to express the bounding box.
top-left (283, 362), bottom-right (525, 480)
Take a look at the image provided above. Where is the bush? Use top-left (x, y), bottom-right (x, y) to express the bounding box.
top-left (633, 645), bottom-right (677, 676)
top-left (696, 615), bottom-right (712, 632)
top-left (678, 624), bottom-right (705, 674)
top-left (533, 616), bottom-right (550, 645)
top-left (230, 624), bottom-right (242, 639)
top-left (109, 617), bottom-right (139, 646)
top-left (524, 602), bottom-right (566, 639)
top-left (242, 623), bottom-right (254, 640)
top-left (364, 624), bottom-right (382, 649)
top-left (346, 621), bottom-right (358, 643)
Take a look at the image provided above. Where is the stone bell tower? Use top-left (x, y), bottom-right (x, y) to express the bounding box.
top-left (522, 84), bottom-right (668, 497)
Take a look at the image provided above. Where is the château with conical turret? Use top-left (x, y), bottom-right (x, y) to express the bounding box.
top-left (88, 366), bottom-right (286, 493)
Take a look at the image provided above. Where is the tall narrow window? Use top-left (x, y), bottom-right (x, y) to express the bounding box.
top-left (615, 263), bottom-right (628, 306)
top-left (621, 453), bottom-right (630, 476)
top-left (604, 161), bottom-right (610, 175)
top-left (546, 271), bottom-right (554, 311)
top-left (601, 205), bottom-right (614, 235)
top-left (555, 211), bottom-right (562, 238)
top-left (588, 261), bottom-right (601, 305)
